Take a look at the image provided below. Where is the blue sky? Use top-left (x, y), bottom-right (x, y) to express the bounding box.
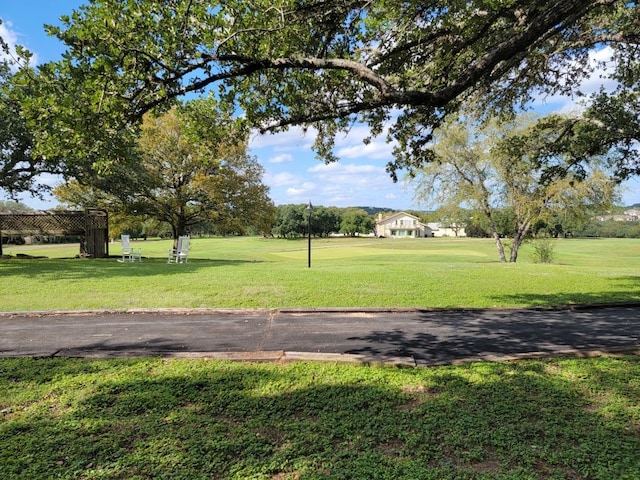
top-left (2, 1), bottom-right (639, 210)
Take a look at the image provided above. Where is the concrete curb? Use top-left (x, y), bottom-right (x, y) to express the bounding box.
top-left (436, 345), bottom-right (640, 366)
top-left (42, 346), bottom-right (640, 367)
top-left (2, 301), bottom-right (640, 318)
top-left (46, 349), bottom-right (418, 367)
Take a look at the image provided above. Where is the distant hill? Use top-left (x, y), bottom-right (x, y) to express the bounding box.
top-left (353, 207), bottom-right (436, 217)
top-left (353, 207), bottom-right (396, 216)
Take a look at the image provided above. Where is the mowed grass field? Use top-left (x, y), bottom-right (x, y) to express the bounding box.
top-left (1, 236), bottom-right (640, 311)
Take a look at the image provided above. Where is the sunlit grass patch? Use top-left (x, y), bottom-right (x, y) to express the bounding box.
top-left (2, 237), bottom-right (640, 311)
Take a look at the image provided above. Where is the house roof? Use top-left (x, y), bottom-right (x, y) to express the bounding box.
top-left (376, 211), bottom-right (421, 224)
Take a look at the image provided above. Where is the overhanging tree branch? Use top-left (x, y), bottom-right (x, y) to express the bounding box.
top-left (25, 0), bottom-right (640, 181)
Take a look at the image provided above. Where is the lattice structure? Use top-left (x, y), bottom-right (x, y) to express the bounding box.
top-left (0, 209), bottom-right (109, 257)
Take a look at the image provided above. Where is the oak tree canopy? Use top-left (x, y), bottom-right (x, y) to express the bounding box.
top-left (18, 0), bottom-right (640, 179)
top-left (0, 37), bottom-right (61, 198)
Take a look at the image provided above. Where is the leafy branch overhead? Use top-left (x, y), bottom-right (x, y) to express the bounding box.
top-left (0, 62), bottom-right (62, 198)
top-left (21, 0), bottom-right (640, 178)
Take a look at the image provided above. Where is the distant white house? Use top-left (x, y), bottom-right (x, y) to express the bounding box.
top-left (375, 211), bottom-right (466, 238)
top-left (596, 209), bottom-right (640, 222)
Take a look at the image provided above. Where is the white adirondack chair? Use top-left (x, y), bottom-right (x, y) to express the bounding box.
top-left (168, 235), bottom-right (190, 264)
top-left (119, 234), bottom-right (142, 262)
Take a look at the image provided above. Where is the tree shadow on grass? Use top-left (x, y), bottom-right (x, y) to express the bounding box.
top-left (1, 357), bottom-right (639, 479)
top-left (490, 275), bottom-right (640, 308)
top-left (0, 257), bottom-right (264, 280)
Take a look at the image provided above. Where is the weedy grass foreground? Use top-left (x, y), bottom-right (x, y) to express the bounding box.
top-left (1, 356), bottom-right (639, 479)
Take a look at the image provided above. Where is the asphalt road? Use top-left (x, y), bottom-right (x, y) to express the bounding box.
top-left (2, 305), bottom-right (640, 366)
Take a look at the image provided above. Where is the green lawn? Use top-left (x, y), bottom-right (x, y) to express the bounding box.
top-left (1, 356), bottom-right (639, 479)
top-left (1, 236), bottom-right (640, 311)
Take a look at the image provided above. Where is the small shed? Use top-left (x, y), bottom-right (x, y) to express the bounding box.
top-left (0, 209), bottom-right (109, 257)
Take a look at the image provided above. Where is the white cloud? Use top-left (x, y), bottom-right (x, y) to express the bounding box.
top-left (285, 187), bottom-right (305, 196)
top-left (336, 141), bottom-right (395, 160)
top-left (38, 173), bottom-right (62, 188)
top-left (250, 122), bottom-right (399, 162)
top-left (308, 163), bottom-right (383, 175)
top-left (249, 127), bottom-right (316, 151)
top-left (285, 182), bottom-right (316, 199)
top-left (0, 21), bottom-right (18, 63)
top-left (333, 125), bottom-right (378, 146)
top-left (308, 163), bottom-right (388, 190)
top-left (246, 107), bottom-right (412, 208)
top-left (296, 161), bottom-right (414, 207)
top-left (268, 153), bottom-right (294, 164)
top-left (264, 171), bottom-right (301, 187)
top-left (329, 124), bottom-right (396, 160)
top-left (0, 21), bottom-right (38, 66)
top-left (0, 21), bottom-right (17, 45)
top-left (266, 159), bottom-right (413, 208)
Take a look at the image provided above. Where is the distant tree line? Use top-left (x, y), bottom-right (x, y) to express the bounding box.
top-left (272, 205), bottom-right (374, 238)
top-left (462, 207), bottom-right (586, 239)
top-left (573, 220), bottom-right (640, 239)
top-left (463, 206), bottom-right (640, 239)
top-left (6, 199), bottom-right (640, 241)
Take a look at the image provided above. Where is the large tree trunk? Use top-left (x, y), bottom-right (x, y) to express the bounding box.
top-left (172, 216), bottom-right (189, 247)
top-left (483, 206), bottom-right (507, 262)
top-left (510, 234), bottom-right (524, 263)
top-left (509, 220), bottom-right (533, 263)
top-left (492, 231), bottom-right (507, 263)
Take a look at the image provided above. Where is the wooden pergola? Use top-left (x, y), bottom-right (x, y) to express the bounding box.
top-left (0, 209), bottom-right (109, 258)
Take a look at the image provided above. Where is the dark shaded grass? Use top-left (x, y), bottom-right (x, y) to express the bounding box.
top-left (1, 356), bottom-right (639, 479)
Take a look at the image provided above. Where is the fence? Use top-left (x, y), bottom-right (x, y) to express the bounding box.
top-left (0, 209), bottom-right (109, 257)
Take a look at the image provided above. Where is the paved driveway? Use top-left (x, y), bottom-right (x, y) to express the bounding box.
top-left (1, 305), bottom-right (639, 365)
